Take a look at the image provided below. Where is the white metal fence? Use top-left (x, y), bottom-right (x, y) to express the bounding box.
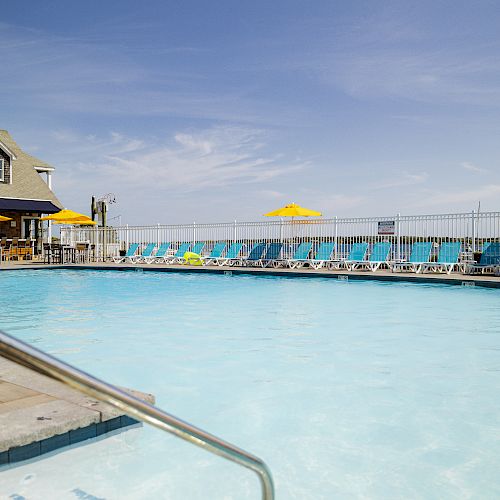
top-left (60, 211), bottom-right (500, 262)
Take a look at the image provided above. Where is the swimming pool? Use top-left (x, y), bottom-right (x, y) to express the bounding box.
top-left (1, 269), bottom-right (500, 499)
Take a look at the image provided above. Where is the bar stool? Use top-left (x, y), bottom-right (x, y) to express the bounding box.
top-left (10, 238), bottom-right (19, 261)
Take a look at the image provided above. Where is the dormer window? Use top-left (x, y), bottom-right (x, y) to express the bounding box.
top-left (0, 158), bottom-right (4, 182)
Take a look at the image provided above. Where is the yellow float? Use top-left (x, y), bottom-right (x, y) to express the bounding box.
top-left (182, 251), bottom-right (203, 266)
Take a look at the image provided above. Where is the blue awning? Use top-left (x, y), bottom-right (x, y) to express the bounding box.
top-left (0, 198), bottom-right (61, 213)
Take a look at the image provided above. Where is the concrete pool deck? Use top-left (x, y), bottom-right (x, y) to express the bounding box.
top-left (1, 260), bottom-right (500, 288)
top-left (0, 355), bottom-right (155, 466)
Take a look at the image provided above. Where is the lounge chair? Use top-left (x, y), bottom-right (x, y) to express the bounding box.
top-left (214, 242), bottom-right (244, 266)
top-left (350, 242), bottom-right (391, 272)
top-left (467, 242), bottom-right (500, 275)
top-left (329, 242), bottom-right (369, 270)
top-left (132, 243), bottom-right (156, 263)
top-left (204, 242), bottom-right (227, 265)
top-left (279, 242), bottom-right (313, 268)
top-left (144, 242), bottom-right (171, 264)
top-left (191, 242), bottom-right (206, 255)
top-left (392, 241), bottom-right (433, 273)
top-left (307, 242), bottom-right (336, 269)
top-left (420, 242), bottom-right (462, 274)
top-left (166, 242), bottom-right (191, 264)
top-left (242, 242), bottom-right (267, 266)
top-left (259, 242), bottom-right (283, 267)
top-left (112, 243), bottom-right (140, 263)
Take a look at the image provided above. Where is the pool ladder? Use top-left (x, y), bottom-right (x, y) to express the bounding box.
top-left (0, 330), bottom-right (275, 500)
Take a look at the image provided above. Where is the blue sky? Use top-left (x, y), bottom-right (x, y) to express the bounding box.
top-left (2, 1), bottom-right (500, 224)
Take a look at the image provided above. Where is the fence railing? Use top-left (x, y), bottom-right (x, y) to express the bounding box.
top-left (60, 211), bottom-right (500, 262)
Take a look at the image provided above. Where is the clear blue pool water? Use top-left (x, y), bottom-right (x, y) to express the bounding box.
top-left (1, 269), bottom-right (500, 499)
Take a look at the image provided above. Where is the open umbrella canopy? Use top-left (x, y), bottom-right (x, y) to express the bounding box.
top-left (0, 215), bottom-right (13, 222)
top-left (40, 209), bottom-right (97, 225)
top-left (264, 203), bottom-right (322, 217)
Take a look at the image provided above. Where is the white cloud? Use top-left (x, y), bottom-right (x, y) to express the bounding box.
top-left (461, 162), bottom-right (488, 174)
top-left (419, 184), bottom-right (500, 206)
top-left (369, 171), bottom-right (428, 190)
top-left (55, 126), bottom-right (307, 198)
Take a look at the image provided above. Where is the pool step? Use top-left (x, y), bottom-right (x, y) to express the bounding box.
top-left (0, 356), bottom-right (154, 466)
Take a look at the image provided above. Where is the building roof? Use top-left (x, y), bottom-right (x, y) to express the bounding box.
top-left (0, 130), bottom-right (63, 209)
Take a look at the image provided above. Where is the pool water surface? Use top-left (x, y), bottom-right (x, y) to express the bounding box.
top-left (0, 269), bottom-right (499, 499)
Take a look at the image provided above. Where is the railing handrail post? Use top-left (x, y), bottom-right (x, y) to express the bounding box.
top-left (0, 330), bottom-right (275, 500)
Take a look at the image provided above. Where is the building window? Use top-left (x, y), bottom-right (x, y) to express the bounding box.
top-left (0, 159), bottom-right (4, 182)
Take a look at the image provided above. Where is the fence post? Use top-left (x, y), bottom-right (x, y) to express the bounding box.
top-left (279, 218), bottom-right (283, 243)
top-left (193, 222), bottom-right (196, 244)
top-left (334, 216), bottom-right (338, 259)
top-left (157, 223), bottom-right (160, 247)
top-left (126, 224), bottom-right (129, 250)
top-left (233, 220), bottom-right (237, 244)
top-left (396, 213), bottom-right (401, 261)
top-left (471, 210), bottom-right (476, 252)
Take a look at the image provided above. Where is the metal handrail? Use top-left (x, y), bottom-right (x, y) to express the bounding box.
top-left (0, 330), bottom-right (274, 499)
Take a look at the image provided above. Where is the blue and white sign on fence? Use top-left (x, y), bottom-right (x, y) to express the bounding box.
top-left (378, 220), bottom-right (395, 235)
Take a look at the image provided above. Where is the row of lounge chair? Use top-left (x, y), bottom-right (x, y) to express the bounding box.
top-left (112, 240), bottom-right (500, 275)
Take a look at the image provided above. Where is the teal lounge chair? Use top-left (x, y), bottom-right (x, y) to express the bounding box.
top-left (330, 242), bottom-right (369, 270)
top-left (467, 242), bottom-right (500, 275)
top-left (283, 242), bottom-right (313, 268)
top-left (204, 242), bottom-right (227, 265)
top-left (167, 242), bottom-right (191, 264)
top-left (242, 242), bottom-right (267, 267)
top-left (420, 242), bottom-right (461, 274)
top-left (215, 242), bottom-right (244, 266)
top-left (307, 242), bottom-right (335, 269)
top-left (132, 243), bottom-right (156, 263)
top-left (259, 242), bottom-right (283, 267)
top-left (191, 242), bottom-right (206, 255)
top-left (350, 242), bottom-right (391, 272)
top-left (144, 242), bottom-right (171, 264)
top-left (113, 243), bottom-right (140, 263)
top-left (392, 241), bottom-right (433, 273)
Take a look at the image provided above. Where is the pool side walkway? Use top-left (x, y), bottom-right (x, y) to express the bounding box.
top-left (0, 355), bottom-right (155, 466)
top-left (1, 260), bottom-right (500, 288)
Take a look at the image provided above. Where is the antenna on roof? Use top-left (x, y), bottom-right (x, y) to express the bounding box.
top-left (91, 193), bottom-right (117, 226)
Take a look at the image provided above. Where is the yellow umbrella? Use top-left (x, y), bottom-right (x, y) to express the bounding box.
top-left (264, 202), bottom-right (322, 217)
top-left (0, 215), bottom-right (13, 222)
top-left (40, 209), bottom-right (96, 225)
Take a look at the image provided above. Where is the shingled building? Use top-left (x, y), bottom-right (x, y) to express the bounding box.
top-left (0, 130), bottom-right (63, 244)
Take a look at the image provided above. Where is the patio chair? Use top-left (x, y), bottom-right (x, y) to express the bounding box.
top-left (278, 242), bottom-right (313, 268)
top-left (130, 243), bottom-right (156, 263)
top-left (242, 242), bottom-right (267, 266)
top-left (166, 242), bottom-right (192, 264)
top-left (113, 243), bottom-right (140, 263)
top-left (350, 242), bottom-right (392, 272)
top-left (307, 242), bottom-right (336, 269)
top-left (204, 242), bottom-right (227, 265)
top-left (228, 242), bottom-right (267, 267)
top-left (391, 241), bottom-right (433, 273)
top-left (467, 242), bottom-right (500, 275)
top-left (144, 242), bottom-right (171, 263)
top-left (259, 242), bottom-right (283, 267)
top-left (420, 242), bottom-right (462, 274)
top-left (214, 242), bottom-right (244, 266)
top-left (329, 242), bottom-right (369, 270)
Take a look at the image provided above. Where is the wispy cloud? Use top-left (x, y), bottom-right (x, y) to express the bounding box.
top-left (54, 126), bottom-right (307, 197)
top-left (369, 171), bottom-right (428, 190)
top-left (461, 162), bottom-right (488, 174)
top-left (418, 184), bottom-right (500, 206)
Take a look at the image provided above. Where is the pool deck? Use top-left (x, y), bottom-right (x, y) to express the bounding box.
top-left (1, 260), bottom-right (500, 288)
top-left (0, 355), bottom-right (155, 466)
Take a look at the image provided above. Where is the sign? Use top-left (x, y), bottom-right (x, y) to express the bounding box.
top-left (378, 220), bottom-right (395, 235)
